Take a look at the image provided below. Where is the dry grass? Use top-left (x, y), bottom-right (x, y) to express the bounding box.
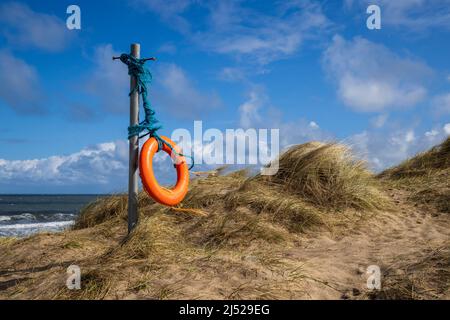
top-left (381, 137), bottom-right (450, 179)
top-left (73, 194), bottom-right (128, 229)
top-left (225, 180), bottom-right (327, 233)
top-left (54, 268), bottom-right (112, 300)
top-left (44, 140), bottom-right (391, 299)
top-left (0, 237), bottom-right (17, 247)
top-left (368, 245), bottom-right (450, 300)
top-left (267, 142), bottom-right (389, 211)
top-left (111, 212), bottom-right (186, 261)
top-left (379, 137), bottom-right (450, 213)
top-left (73, 192), bottom-right (156, 230)
top-left (181, 169), bottom-right (249, 209)
top-left (71, 142), bottom-right (390, 247)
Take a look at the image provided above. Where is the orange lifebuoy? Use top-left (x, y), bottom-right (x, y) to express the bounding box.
top-left (139, 136), bottom-right (189, 206)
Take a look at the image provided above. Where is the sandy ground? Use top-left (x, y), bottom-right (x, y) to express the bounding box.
top-left (288, 190), bottom-right (449, 299)
top-left (0, 188), bottom-right (448, 300)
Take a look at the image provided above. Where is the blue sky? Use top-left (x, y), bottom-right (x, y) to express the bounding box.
top-left (0, 0), bottom-right (449, 193)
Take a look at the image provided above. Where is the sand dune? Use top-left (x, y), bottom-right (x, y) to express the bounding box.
top-left (0, 138), bottom-right (448, 299)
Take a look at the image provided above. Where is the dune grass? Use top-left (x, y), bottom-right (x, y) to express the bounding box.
top-left (72, 141), bottom-right (390, 249)
top-left (379, 137), bottom-right (450, 213)
top-left (368, 244), bottom-right (450, 300)
top-left (380, 137), bottom-right (450, 179)
top-left (268, 142), bottom-right (390, 211)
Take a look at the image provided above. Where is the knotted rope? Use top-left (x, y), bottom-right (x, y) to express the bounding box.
top-left (118, 53), bottom-right (194, 169)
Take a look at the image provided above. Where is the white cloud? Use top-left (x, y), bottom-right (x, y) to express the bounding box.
top-left (405, 130), bottom-right (415, 143)
top-left (219, 67), bottom-right (246, 82)
top-left (234, 85), bottom-right (445, 174)
top-left (0, 2), bottom-right (72, 52)
top-left (432, 93), bottom-right (450, 115)
top-left (158, 42), bottom-right (177, 54)
top-left (238, 89), bottom-right (266, 128)
top-left (0, 137), bottom-right (186, 193)
top-left (84, 45), bottom-right (220, 118)
top-left (153, 63), bottom-right (222, 118)
top-left (349, 125), bottom-right (448, 171)
top-left (0, 50), bottom-right (45, 114)
top-left (279, 119), bottom-right (332, 147)
top-left (346, 0), bottom-right (450, 31)
top-left (425, 129), bottom-right (439, 138)
top-left (84, 44), bottom-right (129, 113)
top-left (135, 0), bottom-right (331, 64)
top-left (132, 0), bottom-right (193, 33)
top-left (197, 2), bottom-right (328, 64)
top-left (309, 121), bottom-right (319, 129)
top-left (237, 87), bottom-right (331, 146)
top-left (323, 35), bottom-right (431, 112)
top-left (444, 123), bottom-right (450, 135)
top-left (231, 82), bottom-right (445, 174)
top-left (370, 114), bottom-right (389, 128)
top-left (0, 141), bottom-right (128, 189)
top-left (199, 1), bottom-right (331, 64)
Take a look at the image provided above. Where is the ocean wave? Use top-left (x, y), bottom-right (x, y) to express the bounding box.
top-left (0, 220), bottom-right (74, 230)
top-left (12, 213), bottom-right (36, 221)
top-left (0, 212), bottom-right (77, 223)
top-left (0, 213), bottom-right (36, 222)
top-left (0, 220), bottom-right (74, 237)
top-left (52, 213), bottom-right (78, 219)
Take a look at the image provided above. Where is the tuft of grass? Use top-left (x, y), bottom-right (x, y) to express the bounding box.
top-left (59, 269), bottom-right (112, 300)
top-left (380, 137), bottom-right (450, 213)
top-left (185, 208), bottom-right (289, 249)
top-left (368, 245), bottom-right (450, 300)
top-left (110, 212), bottom-right (185, 261)
top-left (266, 142), bottom-right (390, 211)
top-left (225, 180), bottom-right (326, 233)
top-left (73, 192), bottom-right (156, 230)
top-left (78, 270), bottom-right (112, 300)
top-left (182, 169), bottom-right (249, 209)
top-left (73, 194), bottom-right (128, 229)
top-left (381, 137), bottom-right (450, 179)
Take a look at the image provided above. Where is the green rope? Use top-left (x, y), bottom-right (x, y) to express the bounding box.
top-left (118, 53), bottom-right (194, 169)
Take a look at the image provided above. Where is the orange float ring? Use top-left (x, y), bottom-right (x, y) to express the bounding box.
top-left (139, 136), bottom-right (189, 206)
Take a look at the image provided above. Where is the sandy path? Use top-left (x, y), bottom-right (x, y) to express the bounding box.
top-left (287, 190), bottom-right (450, 299)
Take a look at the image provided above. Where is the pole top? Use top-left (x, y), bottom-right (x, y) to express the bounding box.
top-left (111, 43), bottom-right (157, 61)
top-left (112, 56), bottom-right (157, 61)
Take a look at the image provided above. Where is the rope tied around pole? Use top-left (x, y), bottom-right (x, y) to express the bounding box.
top-left (117, 53), bottom-right (194, 170)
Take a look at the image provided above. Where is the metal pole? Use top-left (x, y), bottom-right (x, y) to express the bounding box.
top-left (128, 43), bottom-right (140, 233)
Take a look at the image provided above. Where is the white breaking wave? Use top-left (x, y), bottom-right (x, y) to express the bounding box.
top-left (11, 213), bottom-right (36, 220)
top-left (0, 212), bottom-right (76, 223)
top-left (0, 220), bottom-right (74, 237)
top-left (0, 220), bottom-right (74, 230)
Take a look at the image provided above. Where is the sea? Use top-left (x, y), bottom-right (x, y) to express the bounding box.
top-left (0, 195), bottom-right (106, 237)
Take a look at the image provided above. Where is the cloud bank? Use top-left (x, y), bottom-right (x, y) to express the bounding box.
top-left (0, 1), bottom-right (72, 52)
top-left (323, 35), bottom-right (431, 112)
top-left (0, 50), bottom-right (45, 114)
top-left (0, 141), bottom-right (128, 193)
top-left (135, 0), bottom-right (331, 64)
